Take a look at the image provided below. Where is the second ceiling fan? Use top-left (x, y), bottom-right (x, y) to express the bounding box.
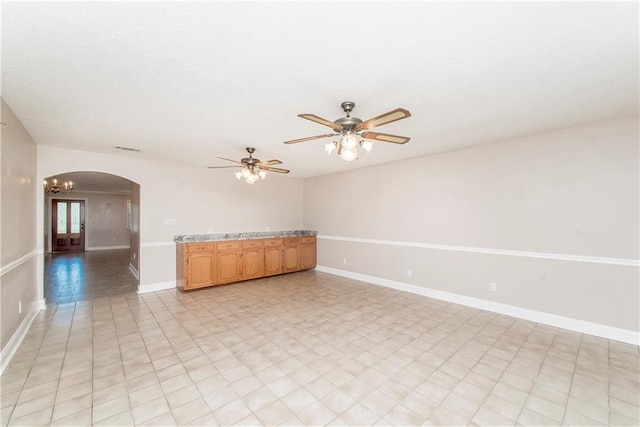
top-left (284, 101), bottom-right (411, 161)
top-left (208, 147), bottom-right (289, 184)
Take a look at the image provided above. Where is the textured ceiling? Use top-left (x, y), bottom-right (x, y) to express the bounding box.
top-left (2, 2), bottom-right (638, 179)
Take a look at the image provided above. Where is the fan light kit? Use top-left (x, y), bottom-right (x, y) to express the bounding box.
top-left (44, 177), bottom-right (73, 194)
top-left (284, 101), bottom-right (411, 161)
top-left (208, 147), bottom-right (290, 184)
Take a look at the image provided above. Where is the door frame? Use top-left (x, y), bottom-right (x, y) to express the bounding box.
top-left (46, 196), bottom-right (88, 254)
top-left (51, 199), bottom-right (86, 252)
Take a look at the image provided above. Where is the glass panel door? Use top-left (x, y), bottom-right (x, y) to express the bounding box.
top-left (52, 199), bottom-right (85, 252)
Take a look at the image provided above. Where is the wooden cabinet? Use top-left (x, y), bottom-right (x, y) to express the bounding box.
top-left (264, 238), bottom-right (283, 276)
top-left (186, 253), bottom-right (216, 289)
top-left (176, 234), bottom-right (316, 291)
top-left (283, 237), bottom-right (300, 272)
top-left (300, 236), bottom-right (317, 270)
top-left (217, 241), bottom-right (242, 284)
top-left (177, 242), bottom-right (217, 290)
top-left (242, 240), bottom-right (264, 279)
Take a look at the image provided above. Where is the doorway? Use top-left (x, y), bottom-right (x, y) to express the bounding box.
top-left (52, 199), bottom-right (85, 252)
top-left (43, 171), bottom-right (140, 303)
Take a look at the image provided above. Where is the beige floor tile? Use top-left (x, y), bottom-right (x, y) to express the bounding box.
top-left (517, 407), bottom-right (560, 426)
top-left (280, 387), bottom-right (316, 414)
top-left (213, 399), bottom-right (252, 426)
top-left (481, 393), bottom-right (522, 421)
top-left (136, 410), bottom-right (177, 426)
top-left (128, 382), bottom-right (164, 409)
top-left (51, 392), bottom-right (91, 421)
top-left (321, 388), bottom-right (358, 415)
top-left (11, 392), bottom-right (56, 420)
top-left (382, 403), bottom-right (426, 426)
top-left (171, 397), bottom-right (211, 426)
top-left (186, 412), bottom-right (218, 426)
top-left (132, 396), bottom-right (170, 425)
top-left (472, 406), bottom-right (516, 426)
top-left (253, 400), bottom-right (295, 425)
top-left (339, 402), bottom-right (380, 425)
top-left (50, 407), bottom-right (92, 426)
top-left (7, 406), bottom-right (52, 426)
top-left (232, 413), bottom-right (262, 426)
top-left (563, 410), bottom-right (606, 426)
top-left (92, 394), bottom-right (130, 423)
top-left (266, 376), bottom-right (300, 398)
top-left (93, 409), bottom-right (134, 426)
top-left (297, 400), bottom-right (336, 426)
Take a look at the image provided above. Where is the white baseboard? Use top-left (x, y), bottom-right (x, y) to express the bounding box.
top-left (1, 299), bottom-right (46, 375)
top-left (316, 265), bottom-right (639, 346)
top-left (138, 281), bottom-right (176, 294)
top-left (86, 245), bottom-right (130, 251)
top-left (128, 263), bottom-right (139, 280)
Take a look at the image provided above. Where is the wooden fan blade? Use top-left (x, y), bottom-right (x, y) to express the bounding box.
top-left (357, 108), bottom-right (411, 130)
top-left (217, 157), bottom-right (245, 165)
top-left (284, 133), bottom-right (336, 144)
top-left (298, 114), bottom-right (344, 131)
top-left (207, 165), bottom-right (242, 169)
top-left (361, 131), bottom-right (411, 144)
top-left (261, 166), bottom-right (290, 174)
top-left (257, 159), bottom-right (282, 166)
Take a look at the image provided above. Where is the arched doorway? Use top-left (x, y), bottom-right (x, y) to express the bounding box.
top-left (42, 171), bottom-right (140, 304)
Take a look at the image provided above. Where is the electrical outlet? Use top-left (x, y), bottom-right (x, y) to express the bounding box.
top-left (490, 282), bottom-right (497, 292)
top-left (407, 269), bottom-right (412, 277)
top-left (266, 226), bottom-right (270, 231)
top-left (208, 227), bottom-right (214, 234)
top-left (343, 258), bottom-right (347, 265)
top-left (18, 301), bottom-right (22, 314)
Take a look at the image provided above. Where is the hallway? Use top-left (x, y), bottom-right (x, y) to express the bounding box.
top-left (44, 249), bottom-right (138, 304)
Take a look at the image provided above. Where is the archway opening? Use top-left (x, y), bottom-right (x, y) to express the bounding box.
top-left (42, 171), bottom-right (140, 303)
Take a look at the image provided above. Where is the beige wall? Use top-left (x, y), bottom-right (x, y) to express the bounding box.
top-left (37, 146), bottom-right (304, 287)
top-left (45, 191), bottom-right (131, 251)
top-left (1, 99), bottom-right (39, 350)
top-left (304, 117), bottom-right (639, 332)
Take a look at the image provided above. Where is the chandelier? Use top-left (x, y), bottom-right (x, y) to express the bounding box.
top-left (323, 132), bottom-right (375, 162)
top-left (43, 177), bottom-right (73, 194)
top-left (234, 166), bottom-right (267, 184)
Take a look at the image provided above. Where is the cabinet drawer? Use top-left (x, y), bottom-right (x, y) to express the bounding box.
top-left (187, 243), bottom-right (215, 253)
top-left (301, 236), bottom-right (316, 244)
top-left (242, 240), bottom-right (264, 249)
top-left (264, 238), bottom-right (283, 247)
top-left (283, 237), bottom-right (300, 245)
top-left (217, 241), bottom-right (240, 251)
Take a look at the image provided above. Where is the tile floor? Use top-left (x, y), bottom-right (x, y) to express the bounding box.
top-left (44, 250), bottom-right (138, 304)
top-left (2, 270), bottom-right (639, 426)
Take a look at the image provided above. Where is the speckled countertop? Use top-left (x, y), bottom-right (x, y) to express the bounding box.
top-left (174, 230), bottom-right (317, 243)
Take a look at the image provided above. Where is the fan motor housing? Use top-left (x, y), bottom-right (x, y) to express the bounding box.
top-left (335, 116), bottom-right (363, 130)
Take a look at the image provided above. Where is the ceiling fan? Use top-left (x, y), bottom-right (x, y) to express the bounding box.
top-left (284, 101), bottom-right (411, 161)
top-left (208, 147), bottom-right (289, 184)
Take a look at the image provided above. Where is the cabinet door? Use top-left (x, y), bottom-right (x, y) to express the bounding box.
top-left (300, 244), bottom-right (316, 270)
top-left (264, 246), bottom-right (283, 276)
top-left (217, 251), bottom-right (242, 284)
top-left (242, 248), bottom-right (264, 279)
top-left (283, 245), bottom-right (299, 272)
top-left (185, 253), bottom-right (216, 289)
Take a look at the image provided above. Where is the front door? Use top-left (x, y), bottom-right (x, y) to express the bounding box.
top-left (52, 199), bottom-right (85, 252)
